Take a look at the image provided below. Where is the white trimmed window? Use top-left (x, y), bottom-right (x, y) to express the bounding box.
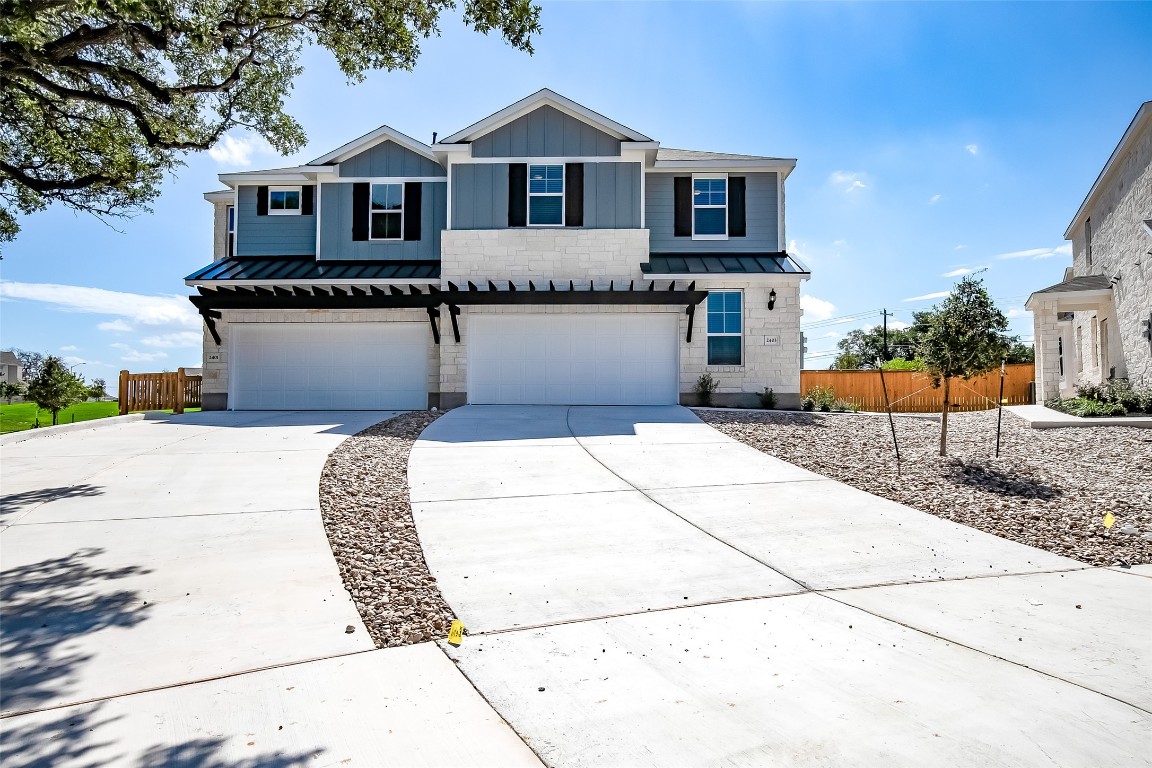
top-left (268, 186), bottom-right (302, 215)
top-left (528, 165), bottom-right (564, 225)
top-left (226, 204), bottom-right (235, 257)
top-left (707, 290), bottom-right (742, 365)
top-left (693, 174), bottom-right (727, 239)
top-left (370, 183), bottom-right (403, 240)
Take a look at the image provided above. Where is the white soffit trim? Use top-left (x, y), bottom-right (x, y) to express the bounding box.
top-left (203, 190), bottom-right (233, 203)
top-left (308, 124), bottom-right (438, 166)
top-left (1064, 101), bottom-right (1151, 240)
top-left (439, 88), bottom-right (654, 144)
top-left (218, 167), bottom-right (336, 185)
top-left (651, 159), bottom-right (797, 179)
top-left (1024, 288), bottom-right (1113, 310)
top-left (642, 273), bottom-right (807, 283)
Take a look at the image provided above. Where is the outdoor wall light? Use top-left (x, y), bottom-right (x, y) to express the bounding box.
top-left (768, 289), bottom-right (777, 311)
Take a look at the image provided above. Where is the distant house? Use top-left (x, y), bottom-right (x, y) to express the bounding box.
top-left (0, 351), bottom-right (24, 384)
top-left (1027, 101), bottom-right (1152, 400)
top-left (188, 89), bottom-right (809, 411)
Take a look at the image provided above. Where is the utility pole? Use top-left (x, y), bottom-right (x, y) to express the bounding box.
top-left (880, 309), bottom-right (895, 361)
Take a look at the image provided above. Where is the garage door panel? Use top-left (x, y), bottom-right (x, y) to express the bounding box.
top-left (470, 314), bottom-right (677, 405)
top-left (232, 322), bottom-right (427, 410)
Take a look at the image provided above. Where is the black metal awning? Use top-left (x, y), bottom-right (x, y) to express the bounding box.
top-left (641, 252), bottom-right (807, 276)
top-left (189, 279), bottom-right (709, 346)
top-left (186, 257), bottom-right (441, 283)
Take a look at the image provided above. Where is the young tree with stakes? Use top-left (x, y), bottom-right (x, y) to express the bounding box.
top-left (25, 355), bottom-right (88, 425)
top-left (914, 275), bottom-right (1010, 456)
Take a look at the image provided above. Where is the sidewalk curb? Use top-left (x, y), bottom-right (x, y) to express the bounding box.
top-left (0, 412), bottom-right (172, 446)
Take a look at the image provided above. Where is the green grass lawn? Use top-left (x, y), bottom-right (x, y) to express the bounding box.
top-left (0, 402), bottom-right (202, 434)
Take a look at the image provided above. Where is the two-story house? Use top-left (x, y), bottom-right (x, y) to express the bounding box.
top-left (1028, 100), bottom-right (1152, 400)
top-left (188, 90), bottom-right (810, 411)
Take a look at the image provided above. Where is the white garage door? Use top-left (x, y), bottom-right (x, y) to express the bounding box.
top-left (469, 314), bottom-right (678, 405)
top-left (231, 323), bottom-right (427, 410)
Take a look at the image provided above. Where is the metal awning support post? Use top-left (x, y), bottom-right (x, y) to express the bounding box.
top-left (686, 304), bottom-right (696, 343)
top-left (426, 306), bottom-right (441, 345)
top-left (448, 304), bottom-right (462, 343)
top-left (199, 308), bottom-right (223, 346)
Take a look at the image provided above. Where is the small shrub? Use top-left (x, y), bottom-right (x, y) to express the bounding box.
top-left (832, 398), bottom-right (861, 413)
top-left (801, 397), bottom-right (815, 412)
top-left (803, 384), bottom-right (837, 412)
top-left (1050, 396), bottom-right (1126, 417)
top-left (694, 373), bottom-right (719, 406)
top-left (757, 387), bottom-right (777, 409)
top-left (1075, 382), bottom-right (1106, 401)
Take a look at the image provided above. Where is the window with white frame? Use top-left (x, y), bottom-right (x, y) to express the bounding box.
top-left (707, 290), bottom-right (742, 365)
top-left (528, 165), bottom-right (563, 225)
top-left (693, 175), bottom-right (727, 239)
top-left (370, 183), bottom-right (403, 240)
top-left (268, 186), bottom-right (301, 215)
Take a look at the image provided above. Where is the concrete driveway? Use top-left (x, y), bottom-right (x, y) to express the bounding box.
top-left (411, 405), bottom-right (1152, 767)
top-left (0, 412), bottom-right (540, 767)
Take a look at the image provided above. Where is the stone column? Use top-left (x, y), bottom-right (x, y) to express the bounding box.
top-left (1031, 299), bottom-right (1063, 403)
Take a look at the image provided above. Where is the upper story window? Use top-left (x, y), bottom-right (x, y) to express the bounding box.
top-left (1084, 217), bottom-right (1093, 268)
top-left (226, 205), bottom-right (235, 257)
top-left (370, 183), bottom-right (403, 240)
top-left (528, 165), bottom-right (564, 225)
top-left (268, 186), bottom-right (302, 215)
top-left (693, 175), bottom-right (728, 239)
top-left (707, 290), bottom-right (742, 365)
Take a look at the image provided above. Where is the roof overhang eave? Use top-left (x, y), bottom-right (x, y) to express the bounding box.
top-left (1025, 287), bottom-right (1113, 310)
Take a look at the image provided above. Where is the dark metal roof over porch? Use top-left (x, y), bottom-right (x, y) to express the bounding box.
top-left (186, 257), bottom-right (441, 284)
top-left (641, 253), bottom-right (808, 277)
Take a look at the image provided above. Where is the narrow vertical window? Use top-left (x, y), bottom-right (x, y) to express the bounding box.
top-left (1085, 217), bottom-right (1093, 268)
top-left (370, 183), bottom-right (403, 240)
top-left (528, 165), bottom-right (564, 225)
top-left (693, 175), bottom-right (728, 239)
top-left (1075, 326), bottom-right (1084, 372)
top-left (1058, 335), bottom-right (1064, 378)
top-left (706, 290), bottom-right (742, 365)
top-left (226, 205), bottom-right (235, 257)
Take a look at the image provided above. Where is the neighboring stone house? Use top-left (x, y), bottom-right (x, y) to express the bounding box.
top-left (1028, 101), bottom-right (1152, 400)
top-left (188, 90), bottom-right (809, 410)
top-left (0, 351), bottom-right (25, 385)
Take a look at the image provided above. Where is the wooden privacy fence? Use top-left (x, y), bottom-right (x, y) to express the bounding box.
top-left (800, 364), bottom-right (1035, 413)
top-left (118, 368), bottom-right (202, 415)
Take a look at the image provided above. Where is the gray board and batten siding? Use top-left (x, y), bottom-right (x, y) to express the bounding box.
top-left (451, 162), bottom-right (640, 230)
top-left (469, 105), bottom-right (621, 158)
top-left (319, 182), bottom-right (445, 260)
top-left (234, 184), bottom-right (315, 257)
top-left (336, 140), bottom-right (446, 178)
top-left (646, 172), bottom-right (779, 253)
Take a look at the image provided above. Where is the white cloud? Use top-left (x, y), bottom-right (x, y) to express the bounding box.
top-left (111, 343), bottom-right (168, 363)
top-left (829, 171), bottom-right (867, 193)
top-left (942, 265), bottom-right (989, 278)
top-left (61, 355), bottom-right (99, 367)
top-left (928, 194), bottom-right (942, 204)
top-left (800, 294), bottom-right (836, 321)
top-left (141, 331), bottom-right (202, 349)
top-left (965, 144), bottom-right (979, 155)
top-left (955, 244), bottom-right (967, 250)
top-left (902, 291), bottom-right (951, 302)
top-left (208, 133), bottom-right (273, 167)
top-left (994, 245), bottom-right (1070, 260)
top-left (0, 281), bottom-right (199, 328)
top-left (60, 345), bottom-right (79, 353)
top-left (1006, 308), bottom-right (1026, 319)
top-left (821, 331), bottom-right (842, 339)
top-left (98, 319), bottom-right (134, 333)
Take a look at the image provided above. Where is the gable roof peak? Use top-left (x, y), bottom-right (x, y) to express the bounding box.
top-left (308, 123), bottom-right (436, 166)
top-left (438, 88), bottom-right (654, 145)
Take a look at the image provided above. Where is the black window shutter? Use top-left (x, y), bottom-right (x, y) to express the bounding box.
top-left (301, 185), bottom-right (315, 216)
top-left (673, 177), bottom-right (691, 237)
top-left (403, 182), bottom-right (422, 241)
top-left (565, 163), bottom-right (584, 227)
top-left (508, 163), bottom-right (527, 227)
top-left (256, 186), bottom-right (269, 216)
top-left (728, 177), bottom-right (746, 237)
top-left (352, 183), bottom-right (369, 241)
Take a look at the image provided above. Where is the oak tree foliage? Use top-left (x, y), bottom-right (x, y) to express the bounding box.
top-left (0, 0), bottom-right (543, 243)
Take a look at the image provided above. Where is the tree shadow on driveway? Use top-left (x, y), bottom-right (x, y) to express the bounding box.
top-left (0, 485), bottom-right (104, 525)
top-left (1, 548), bottom-right (151, 715)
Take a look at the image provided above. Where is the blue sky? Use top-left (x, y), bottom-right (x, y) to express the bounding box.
top-left (2, 1), bottom-right (1150, 380)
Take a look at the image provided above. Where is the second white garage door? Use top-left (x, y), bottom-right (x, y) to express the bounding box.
top-left (469, 313), bottom-right (679, 405)
top-left (231, 322), bottom-right (428, 410)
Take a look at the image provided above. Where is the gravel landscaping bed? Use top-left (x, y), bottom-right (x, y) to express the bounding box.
top-left (320, 411), bottom-right (454, 648)
top-left (697, 408), bottom-right (1152, 567)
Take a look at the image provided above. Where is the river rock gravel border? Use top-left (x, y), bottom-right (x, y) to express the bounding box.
top-left (697, 408), bottom-right (1152, 567)
top-left (319, 411), bottom-right (455, 648)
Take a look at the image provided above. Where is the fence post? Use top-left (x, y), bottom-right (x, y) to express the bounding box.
top-left (119, 370), bottom-right (129, 415)
top-left (175, 368), bottom-right (186, 414)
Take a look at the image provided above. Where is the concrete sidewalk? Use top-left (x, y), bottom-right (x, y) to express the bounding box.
top-left (412, 405), bottom-right (1152, 767)
top-left (0, 411), bottom-right (541, 767)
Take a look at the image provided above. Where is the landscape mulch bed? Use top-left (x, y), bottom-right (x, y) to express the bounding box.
top-left (697, 408), bottom-right (1152, 567)
top-left (319, 411), bottom-right (454, 648)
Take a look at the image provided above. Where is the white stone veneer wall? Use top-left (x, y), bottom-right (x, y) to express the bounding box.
top-left (441, 228), bottom-right (650, 283)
